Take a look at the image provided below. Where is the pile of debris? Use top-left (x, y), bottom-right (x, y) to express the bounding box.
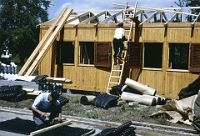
top-left (80, 78), bottom-right (166, 109)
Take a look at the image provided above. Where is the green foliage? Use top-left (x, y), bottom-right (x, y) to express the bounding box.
top-left (0, 0), bottom-right (51, 64)
top-left (174, 0), bottom-right (200, 22)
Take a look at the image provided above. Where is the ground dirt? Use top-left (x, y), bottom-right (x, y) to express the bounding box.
top-left (0, 92), bottom-right (196, 132)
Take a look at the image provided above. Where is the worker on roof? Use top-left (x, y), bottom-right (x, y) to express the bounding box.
top-left (31, 91), bottom-right (62, 128)
top-left (113, 22), bottom-right (127, 65)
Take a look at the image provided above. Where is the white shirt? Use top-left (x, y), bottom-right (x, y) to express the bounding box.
top-left (114, 28), bottom-right (125, 39)
top-left (32, 93), bottom-right (60, 110)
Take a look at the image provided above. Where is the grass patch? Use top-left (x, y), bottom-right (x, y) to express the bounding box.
top-left (0, 94), bottom-right (194, 129)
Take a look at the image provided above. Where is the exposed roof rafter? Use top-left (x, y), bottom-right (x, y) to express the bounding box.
top-left (100, 10), bottom-right (123, 23)
top-left (39, 3), bottom-right (200, 26)
top-left (66, 12), bottom-right (94, 24)
top-left (80, 11), bottom-right (111, 24)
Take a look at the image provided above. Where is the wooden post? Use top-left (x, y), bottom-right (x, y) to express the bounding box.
top-left (18, 7), bottom-right (68, 76)
top-left (25, 9), bottom-right (73, 76)
top-left (30, 120), bottom-right (72, 136)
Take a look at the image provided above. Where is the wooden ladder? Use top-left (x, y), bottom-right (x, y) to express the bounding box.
top-left (106, 51), bottom-right (127, 93)
top-left (18, 7), bottom-right (73, 76)
top-left (106, 10), bottom-right (133, 93)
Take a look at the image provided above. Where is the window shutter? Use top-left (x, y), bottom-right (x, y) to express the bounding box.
top-left (189, 44), bottom-right (200, 72)
top-left (127, 42), bottom-right (142, 68)
top-left (94, 42), bottom-right (112, 68)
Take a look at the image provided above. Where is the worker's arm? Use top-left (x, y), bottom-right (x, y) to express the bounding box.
top-left (31, 105), bottom-right (46, 117)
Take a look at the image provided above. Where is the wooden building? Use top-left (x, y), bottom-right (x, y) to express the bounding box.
top-left (19, 5), bottom-right (200, 99)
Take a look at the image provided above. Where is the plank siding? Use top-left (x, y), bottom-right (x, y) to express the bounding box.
top-left (167, 28), bottom-right (191, 42)
top-left (38, 22), bottom-right (200, 99)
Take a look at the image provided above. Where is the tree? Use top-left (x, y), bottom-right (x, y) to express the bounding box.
top-left (0, 0), bottom-right (51, 65)
top-left (185, 0), bottom-right (200, 22)
top-left (174, 0), bottom-right (200, 22)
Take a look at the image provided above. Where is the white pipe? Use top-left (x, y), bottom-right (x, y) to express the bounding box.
top-left (121, 92), bottom-right (156, 106)
top-left (125, 78), bottom-right (156, 96)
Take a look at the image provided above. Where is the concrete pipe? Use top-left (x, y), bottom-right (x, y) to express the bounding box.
top-left (121, 92), bottom-right (156, 106)
top-left (143, 94), bottom-right (161, 105)
top-left (80, 95), bottom-right (96, 105)
top-left (125, 78), bottom-right (156, 96)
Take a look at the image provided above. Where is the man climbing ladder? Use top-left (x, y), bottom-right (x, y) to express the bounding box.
top-left (112, 22), bottom-right (127, 65)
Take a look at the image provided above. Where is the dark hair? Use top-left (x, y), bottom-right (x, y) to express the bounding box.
top-left (118, 22), bottom-right (123, 28)
top-left (50, 91), bottom-right (59, 101)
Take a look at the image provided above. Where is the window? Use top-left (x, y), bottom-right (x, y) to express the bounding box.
top-left (168, 43), bottom-right (189, 70)
top-left (56, 41), bottom-right (74, 64)
top-left (79, 42), bottom-right (94, 65)
top-left (79, 42), bottom-right (112, 67)
top-left (144, 43), bottom-right (163, 68)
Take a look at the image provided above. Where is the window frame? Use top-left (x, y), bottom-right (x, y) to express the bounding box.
top-left (78, 41), bottom-right (112, 67)
top-left (56, 41), bottom-right (75, 65)
top-left (143, 43), bottom-right (163, 69)
top-left (168, 43), bottom-right (189, 70)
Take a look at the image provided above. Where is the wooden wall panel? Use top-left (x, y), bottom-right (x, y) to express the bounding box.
top-left (39, 46), bottom-right (52, 76)
top-left (97, 28), bottom-right (115, 41)
top-left (62, 65), bottom-right (76, 89)
top-left (39, 29), bottom-right (52, 76)
top-left (167, 28), bottom-right (191, 42)
top-left (73, 66), bottom-right (97, 91)
top-left (56, 25), bottom-right (76, 41)
top-left (77, 24), bottom-right (96, 41)
top-left (191, 28), bottom-right (200, 43)
top-left (164, 71), bottom-right (199, 99)
top-left (95, 68), bottom-right (110, 92)
top-left (63, 27), bottom-right (76, 41)
top-left (77, 28), bottom-right (96, 41)
top-left (141, 28), bottom-right (165, 42)
top-left (137, 70), bottom-right (165, 95)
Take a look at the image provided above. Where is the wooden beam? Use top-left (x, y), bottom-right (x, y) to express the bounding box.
top-left (26, 91), bottom-right (42, 96)
top-left (25, 9), bottom-right (73, 76)
top-left (162, 12), bottom-right (168, 21)
top-left (80, 11), bottom-right (108, 24)
top-left (164, 13), bottom-right (178, 25)
top-left (66, 12), bottom-right (94, 24)
top-left (192, 13), bottom-right (200, 24)
top-left (101, 10), bottom-right (123, 23)
top-left (18, 7), bottom-right (68, 76)
top-left (140, 11), bottom-right (159, 24)
top-left (30, 120), bottom-right (72, 136)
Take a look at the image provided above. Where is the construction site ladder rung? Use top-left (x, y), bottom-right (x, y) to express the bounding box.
top-left (112, 70), bottom-right (122, 72)
top-left (111, 76), bottom-right (120, 78)
top-left (110, 82), bottom-right (119, 84)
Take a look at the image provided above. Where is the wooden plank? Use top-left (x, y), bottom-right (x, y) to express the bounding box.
top-left (18, 7), bottom-right (68, 76)
top-left (26, 91), bottom-right (41, 95)
top-left (30, 120), bottom-right (72, 136)
top-left (23, 88), bottom-right (35, 92)
top-left (25, 9), bottom-right (73, 76)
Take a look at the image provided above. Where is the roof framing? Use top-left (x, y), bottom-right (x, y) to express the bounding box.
top-left (39, 3), bottom-right (200, 26)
